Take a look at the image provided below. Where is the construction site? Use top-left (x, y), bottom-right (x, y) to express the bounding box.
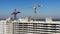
top-left (0, 0), bottom-right (60, 34)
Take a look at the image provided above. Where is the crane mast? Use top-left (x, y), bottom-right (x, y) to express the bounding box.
top-left (34, 4), bottom-right (37, 21)
top-left (34, 0), bottom-right (38, 21)
top-left (34, 0), bottom-right (42, 21)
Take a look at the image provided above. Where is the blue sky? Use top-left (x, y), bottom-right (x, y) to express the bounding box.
top-left (0, 0), bottom-right (60, 19)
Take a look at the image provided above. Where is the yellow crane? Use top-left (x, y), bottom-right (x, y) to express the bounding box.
top-left (33, 0), bottom-right (42, 21)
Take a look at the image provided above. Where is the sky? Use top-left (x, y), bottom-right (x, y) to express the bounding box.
top-left (0, 0), bottom-right (60, 19)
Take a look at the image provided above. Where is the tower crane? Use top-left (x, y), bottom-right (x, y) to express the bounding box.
top-left (33, 0), bottom-right (42, 21)
top-left (11, 9), bottom-right (20, 20)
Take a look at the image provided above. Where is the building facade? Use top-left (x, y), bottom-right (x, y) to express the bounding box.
top-left (0, 17), bottom-right (60, 34)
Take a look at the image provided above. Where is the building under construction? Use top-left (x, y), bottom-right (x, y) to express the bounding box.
top-left (0, 17), bottom-right (60, 34)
